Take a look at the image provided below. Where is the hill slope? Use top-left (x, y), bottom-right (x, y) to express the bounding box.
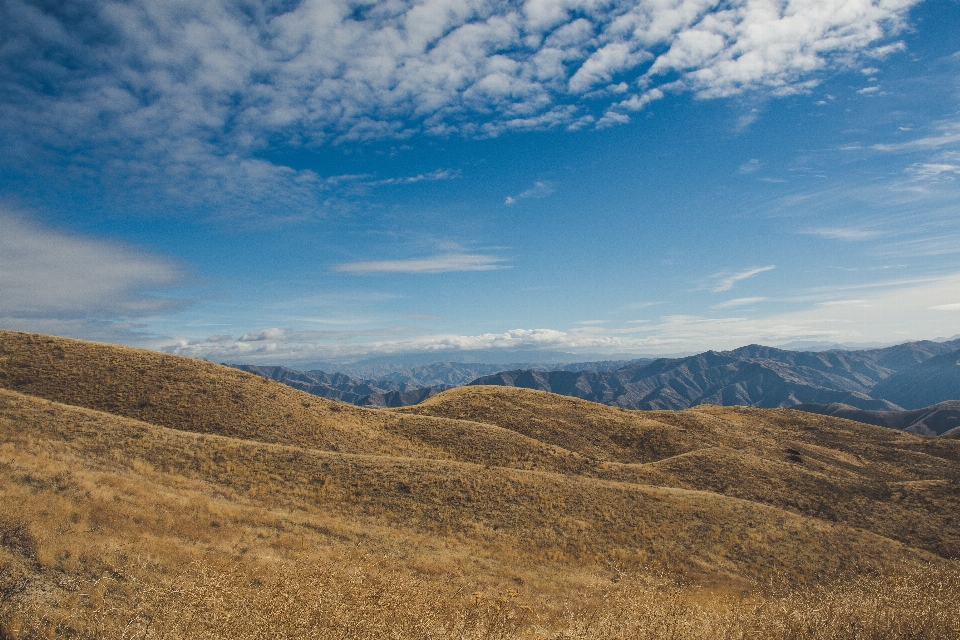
top-left (794, 401), bottom-right (960, 436)
top-left (3, 330), bottom-right (960, 637)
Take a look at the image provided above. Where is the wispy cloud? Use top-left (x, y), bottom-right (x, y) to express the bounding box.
top-left (713, 297), bottom-right (768, 309)
top-left (710, 266), bottom-right (776, 293)
top-left (334, 253), bottom-right (508, 275)
top-left (505, 181), bottom-right (554, 206)
top-left (905, 163), bottom-right (960, 182)
top-left (873, 131), bottom-right (960, 152)
top-left (800, 227), bottom-right (882, 241)
top-left (0, 209), bottom-right (185, 319)
top-left (930, 303), bottom-right (960, 311)
top-left (370, 170), bottom-right (460, 186)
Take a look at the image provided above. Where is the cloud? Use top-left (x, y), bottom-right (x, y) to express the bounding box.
top-left (158, 271), bottom-right (960, 361)
top-left (505, 181), bottom-right (554, 205)
top-left (0, 0), bottom-right (920, 217)
top-left (713, 297), bottom-right (768, 309)
top-left (0, 210), bottom-right (186, 322)
top-left (873, 131), bottom-right (960, 152)
top-left (800, 227), bottom-right (882, 241)
top-left (738, 159), bottom-right (761, 174)
top-left (906, 163), bottom-right (960, 182)
top-left (334, 253), bottom-right (508, 274)
top-left (710, 266), bottom-right (776, 292)
top-left (370, 169), bottom-right (460, 186)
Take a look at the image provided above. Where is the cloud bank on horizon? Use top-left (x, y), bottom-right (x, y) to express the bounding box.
top-left (159, 271), bottom-right (960, 363)
top-left (1, 0), bottom-right (916, 211)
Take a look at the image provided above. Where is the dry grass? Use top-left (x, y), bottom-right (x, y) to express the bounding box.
top-left (2, 330), bottom-right (960, 638)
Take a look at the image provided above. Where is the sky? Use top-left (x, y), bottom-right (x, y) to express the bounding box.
top-left (1, 0), bottom-right (960, 365)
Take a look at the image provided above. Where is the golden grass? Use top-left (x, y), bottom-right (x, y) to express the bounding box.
top-left (2, 329), bottom-right (960, 638)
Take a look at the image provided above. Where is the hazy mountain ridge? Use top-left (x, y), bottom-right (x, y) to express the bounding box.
top-left (231, 364), bottom-right (453, 408)
top-left (469, 340), bottom-right (960, 414)
top-left (232, 359), bottom-right (655, 408)
top-left (303, 358), bottom-right (654, 387)
top-left (230, 340), bottom-right (960, 415)
top-left (870, 348), bottom-right (960, 409)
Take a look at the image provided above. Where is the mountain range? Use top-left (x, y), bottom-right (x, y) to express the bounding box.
top-left (234, 340), bottom-right (960, 425)
top-left (470, 341), bottom-right (960, 412)
top-left (232, 358), bottom-right (652, 407)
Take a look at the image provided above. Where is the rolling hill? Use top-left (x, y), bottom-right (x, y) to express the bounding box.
top-left (794, 400), bottom-right (960, 436)
top-left (2, 329), bottom-right (960, 637)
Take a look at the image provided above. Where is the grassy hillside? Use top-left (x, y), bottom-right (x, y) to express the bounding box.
top-left (2, 330), bottom-right (960, 638)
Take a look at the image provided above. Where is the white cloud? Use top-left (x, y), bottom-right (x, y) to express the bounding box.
top-left (713, 297), bottom-right (768, 309)
top-left (710, 265), bottom-right (776, 292)
top-left (0, 210), bottom-right (185, 320)
top-left (906, 163), bottom-right (960, 182)
top-left (873, 131), bottom-right (960, 152)
top-left (159, 271), bottom-right (960, 361)
top-left (369, 169), bottom-right (460, 186)
top-left (800, 226), bottom-right (882, 240)
top-left (334, 253), bottom-right (508, 274)
top-left (0, 0), bottom-right (920, 216)
top-left (504, 181), bottom-right (554, 205)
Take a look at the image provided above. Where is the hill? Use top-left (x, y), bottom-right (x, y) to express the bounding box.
top-left (2, 329), bottom-right (960, 637)
top-left (794, 400), bottom-right (960, 436)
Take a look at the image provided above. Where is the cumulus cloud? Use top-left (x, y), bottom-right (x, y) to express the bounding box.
top-left (0, 209), bottom-right (186, 338)
top-left (334, 253), bottom-right (508, 274)
top-left (0, 0), bottom-right (918, 216)
top-left (710, 265), bottom-right (776, 292)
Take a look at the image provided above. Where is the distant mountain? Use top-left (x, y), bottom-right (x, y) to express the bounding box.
top-left (469, 347), bottom-right (900, 411)
top-left (231, 365), bottom-right (451, 408)
top-left (469, 340), bottom-right (960, 412)
top-left (869, 348), bottom-right (960, 409)
top-left (793, 401), bottom-right (960, 436)
top-left (234, 339), bottom-right (960, 415)
top-left (331, 358), bottom-right (654, 387)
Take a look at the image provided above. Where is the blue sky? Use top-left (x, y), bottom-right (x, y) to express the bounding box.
top-left (2, 0), bottom-right (960, 364)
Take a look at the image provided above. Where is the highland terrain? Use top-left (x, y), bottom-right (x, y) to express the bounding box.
top-left (1, 329), bottom-right (959, 638)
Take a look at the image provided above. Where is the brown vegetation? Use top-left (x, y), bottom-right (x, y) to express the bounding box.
top-left (1, 329), bottom-right (959, 638)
